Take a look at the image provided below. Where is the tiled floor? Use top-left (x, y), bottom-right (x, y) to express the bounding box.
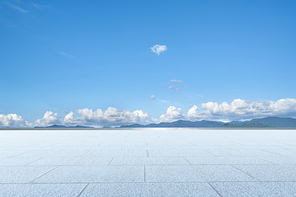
top-left (0, 129), bottom-right (296, 196)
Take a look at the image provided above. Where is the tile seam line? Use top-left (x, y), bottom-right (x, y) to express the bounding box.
top-left (253, 156), bottom-right (278, 164)
top-left (202, 149), bottom-right (217, 157)
top-left (182, 156), bottom-right (192, 165)
top-left (107, 157), bottom-right (114, 165)
top-left (28, 165), bottom-right (60, 183)
top-left (76, 183), bottom-right (89, 197)
top-left (207, 182), bottom-right (222, 197)
top-left (1, 181), bottom-right (296, 185)
top-left (24, 158), bottom-right (43, 166)
top-left (259, 149), bottom-right (287, 157)
top-left (230, 165), bottom-right (260, 181)
top-left (144, 165), bottom-right (146, 182)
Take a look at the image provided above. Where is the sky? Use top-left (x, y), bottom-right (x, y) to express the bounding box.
top-left (1, 0), bottom-right (296, 127)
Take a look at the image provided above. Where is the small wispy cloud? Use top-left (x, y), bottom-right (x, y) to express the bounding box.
top-left (158, 100), bottom-right (168, 103)
top-left (169, 86), bottom-right (182, 93)
top-left (59, 52), bottom-right (74, 59)
top-left (174, 88), bottom-right (182, 92)
top-left (151, 95), bottom-right (156, 100)
top-left (4, 2), bottom-right (29, 13)
top-left (151, 44), bottom-right (167, 56)
top-left (31, 3), bottom-right (50, 10)
top-left (32, 3), bottom-right (41, 9)
top-left (171, 79), bottom-right (182, 83)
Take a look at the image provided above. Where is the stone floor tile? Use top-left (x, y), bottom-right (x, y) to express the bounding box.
top-left (0, 166), bottom-right (56, 183)
top-left (210, 182), bottom-right (296, 197)
top-left (233, 165), bottom-right (296, 181)
top-left (0, 184), bottom-right (87, 197)
top-left (80, 183), bottom-right (219, 197)
top-left (32, 166), bottom-right (144, 183)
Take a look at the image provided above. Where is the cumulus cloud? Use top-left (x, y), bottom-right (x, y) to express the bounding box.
top-left (171, 79), bottom-right (182, 83)
top-left (63, 107), bottom-right (156, 127)
top-left (151, 44), bottom-right (167, 55)
top-left (187, 98), bottom-right (296, 121)
top-left (0, 114), bottom-right (32, 128)
top-left (159, 106), bottom-right (184, 122)
top-left (34, 111), bottom-right (61, 127)
top-left (187, 105), bottom-right (199, 118)
top-left (151, 95), bottom-right (156, 100)
top-left (169, 86), bottom-right (174, 89)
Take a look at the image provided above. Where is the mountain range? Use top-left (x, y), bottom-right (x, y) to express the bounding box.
top-left (120, 117), bottom-right (296, 128)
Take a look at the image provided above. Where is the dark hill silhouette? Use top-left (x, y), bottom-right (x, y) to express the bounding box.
top-left (120, 117), bottom-right (296, 128)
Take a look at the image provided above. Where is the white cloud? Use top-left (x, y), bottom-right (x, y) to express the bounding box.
top-left (34, 111), bottom-right (61, 127)
top-left (174, 88), bottom-right (182, 92)
top-left (151, 44), bottom-right (167, 56)
top-left (168, 86), bottom-right (182, 92)
top-left (187, 105), bottom-right (199, 118)
top-left (187, 98), bottom-right (296, 121)
top-left (59, 52), bottom-right (74, 58)
top-left (159, 106), bottom-right (184, 122)
top-left (170, 79), bottom-right (182, 83)
top-left (0, 114), bottom-right (32, 127)
top-left (4, 2), bottom-right (29, 13)
top-left (32, 4), bottom-right (40, 9)
top-left (63, 107), bottom-right (156, 127)
top-left (151, 95), bottom-right (156, 100)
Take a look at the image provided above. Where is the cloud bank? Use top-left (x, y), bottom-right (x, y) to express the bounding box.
top-left (63, 107), bottom-right (156, 127)
top-left (0, 114), bottom-right (32, 128)
top-left (187, 98), bottom-right (296, 121)
top-left (151, 44), bottom-right (167, 55)
top-left (2, 98), bottom-right (296, 127)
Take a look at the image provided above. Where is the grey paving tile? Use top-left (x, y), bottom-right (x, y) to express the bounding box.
top-left (204, 150), bottom-right (236, 157)
top-left (262, 149), bottom-right (296, 157)
top-left (185, 157), bottom-right (272, 165)
top-left (0, 166), bottom-right (56, 183)
top-left (16, 150), bottom-right (88, 158)
top-left (109, 157), bottom-right (144, 165)
top-left (233, 165), bottom-right (296, 181)
top-left (0, 158), bottom-right (41, 166)
top-left (206, 150), bottom-right (281, 157)
top-left (196, 165), bottom-right (256, 181)
top-left (0, 150), bottom-right (30, 158)
top-left (210, 182), bottom-right (296, 197)
top-left (0, 184), bottom-right (87, 197)
top-left (28, 158), bottom-right (75, 166)
top-left (80, 183), bottom-right (219, 197)
top-left (145, 166), bottom-right (206, 182)
top-left (258, 156), bottom-right (296, 164)
top-left (119, 150), bottom-right (147, 157)
top-left (178, 149), bottom-right (214, 157)
top-left (81, 150), bottom-right (122, 157)
top-left (32, 166), bottom-right (144, 183)
top-left (143, 157), bottom-right (190, 165)
top-left (65, 157), bottom-right (113, 166)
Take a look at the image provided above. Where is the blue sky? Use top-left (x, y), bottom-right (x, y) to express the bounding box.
top-left (1, 0), bottom-right (296, 127)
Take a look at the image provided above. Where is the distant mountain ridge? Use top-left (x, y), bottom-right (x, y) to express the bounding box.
top-left (34, 125), bottom-right (91, 128)
top-left (121, 120), bottom-right (225, 128)
top-left (31, 117), bottom-right (296, 128)
top-left (120, 117), bottom-right (296, 128)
